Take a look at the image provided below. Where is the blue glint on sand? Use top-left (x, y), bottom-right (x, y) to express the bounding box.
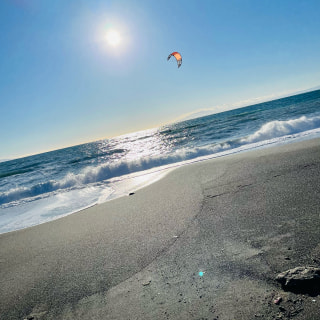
top-left (199, 271), bottom-right (204, 277)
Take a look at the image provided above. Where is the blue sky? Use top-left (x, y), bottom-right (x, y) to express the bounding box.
top-left (1, 0), bottom-right (320, 159)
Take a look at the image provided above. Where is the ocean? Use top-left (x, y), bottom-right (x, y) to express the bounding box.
top-left (1, 89), bottom-right (320, 234)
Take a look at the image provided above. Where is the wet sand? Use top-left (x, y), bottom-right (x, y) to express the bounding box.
top-left (1, 138), bottom-right (320, 320)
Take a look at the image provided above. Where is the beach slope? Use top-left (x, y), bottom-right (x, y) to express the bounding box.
top-left (1, 138), bottom-right (320, 320)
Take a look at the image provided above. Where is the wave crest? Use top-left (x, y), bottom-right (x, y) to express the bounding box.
top-left (243, 115), bottom-right (320, 143)
top-left (2, 115), bottom-right (320, 206)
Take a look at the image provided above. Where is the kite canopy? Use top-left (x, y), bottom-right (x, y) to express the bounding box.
top-left (167, 51), bottom-right (182, 68)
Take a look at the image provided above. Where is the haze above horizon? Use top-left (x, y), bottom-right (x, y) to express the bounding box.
top-left (1, 0), bottom-right (320, 159)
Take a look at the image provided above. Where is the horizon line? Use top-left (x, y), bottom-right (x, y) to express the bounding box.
top-left (2, 85), bottom-right (320, 162)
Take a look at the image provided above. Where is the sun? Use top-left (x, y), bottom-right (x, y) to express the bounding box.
top-left (106, 29), bottom-right (121, 47)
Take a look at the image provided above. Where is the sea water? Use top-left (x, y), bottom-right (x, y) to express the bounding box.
top-left (1, 90), bottom-right (320, 234)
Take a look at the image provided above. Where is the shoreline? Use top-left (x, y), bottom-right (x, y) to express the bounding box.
top-left (1, 138), bottom-right (320, 319)
top-left (2, 132), bottom-right (320, 236)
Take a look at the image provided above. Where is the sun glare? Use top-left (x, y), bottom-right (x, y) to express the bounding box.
top-left (94, 17), bottom-right (132, 59)
top-left (106, 29), bottom-right (121, 47)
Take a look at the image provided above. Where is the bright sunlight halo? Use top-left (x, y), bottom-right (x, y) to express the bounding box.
top-left (106, 29), bottom-right (121, 47)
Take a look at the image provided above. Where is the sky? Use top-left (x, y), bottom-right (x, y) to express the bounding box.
top-left (1, 0), bottom-right (320, 159)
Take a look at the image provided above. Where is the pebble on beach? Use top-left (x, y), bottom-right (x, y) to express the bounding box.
top-left (276, 266), bottom-right (320, 293)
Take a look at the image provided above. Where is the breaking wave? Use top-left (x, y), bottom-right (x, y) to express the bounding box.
top-left (243, 115), bottom-right (320, 143)
top-left (1, 114), bottom-right (320, 207)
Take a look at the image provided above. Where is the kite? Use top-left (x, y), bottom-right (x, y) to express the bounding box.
top-left (167, 52), bottom-right (182, 68)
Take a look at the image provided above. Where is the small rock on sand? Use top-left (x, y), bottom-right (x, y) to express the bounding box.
top-left (276, 266), bottom-right (320, 293)
top-left (274, 297), bottom-right (282, 304)
top-left (142, 280), bottom-right (151, 286)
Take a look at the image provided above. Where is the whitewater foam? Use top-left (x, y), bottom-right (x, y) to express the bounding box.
top-left (2, 115), bottom-right (320, 208)
top-left (243, 115), bottom-right (320, 143)
top-left (1, 90), bottom-right (320, 234)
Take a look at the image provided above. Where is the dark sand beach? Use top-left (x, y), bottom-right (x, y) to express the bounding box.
top-left (1, 138), bottom-right (320, 320)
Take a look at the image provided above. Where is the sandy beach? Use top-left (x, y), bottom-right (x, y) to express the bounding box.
top-left (1, 138), bottom-right (320, 320)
